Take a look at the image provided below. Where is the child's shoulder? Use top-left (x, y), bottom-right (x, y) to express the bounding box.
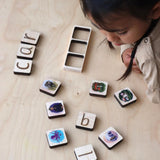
top-left (150, 19), bottom-right (160, 40)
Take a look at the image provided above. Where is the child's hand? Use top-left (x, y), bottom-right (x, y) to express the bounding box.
top-left (122, 48), bottom-right (141, 73)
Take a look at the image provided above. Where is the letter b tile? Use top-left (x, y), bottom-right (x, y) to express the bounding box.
top-left (76, 112), bottom-right (96, 131)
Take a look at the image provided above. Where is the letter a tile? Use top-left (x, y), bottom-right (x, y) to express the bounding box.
top-left (40, 79), bottom-right (61, 96)
top-left (76, 112), bottom-right (96, 131)
top-left (17, 43), bottom-right (36, 60)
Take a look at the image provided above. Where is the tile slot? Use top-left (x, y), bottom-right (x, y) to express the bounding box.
top-left (65, 53), bottom-right (84, 72)
top-left (69, 40), bottom-right (87, 55)
top-left (72, 27), bottom-right (91, 41)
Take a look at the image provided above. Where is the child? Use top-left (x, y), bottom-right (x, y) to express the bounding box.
top-left (79, 0), bottom-right (160, 103)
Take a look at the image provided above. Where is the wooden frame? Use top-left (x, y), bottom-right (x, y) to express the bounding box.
top-left (64, 25), bottom-right (91, 72)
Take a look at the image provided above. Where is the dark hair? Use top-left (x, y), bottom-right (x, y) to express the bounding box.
top-left (79, 0), bottom-right (160, 80)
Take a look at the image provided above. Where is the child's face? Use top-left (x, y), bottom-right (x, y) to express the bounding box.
top-left (89, 15), bottom-right (151, 46)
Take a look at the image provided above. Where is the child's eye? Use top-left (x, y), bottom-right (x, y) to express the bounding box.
top-left (117, 31), bottom-right (127, 35)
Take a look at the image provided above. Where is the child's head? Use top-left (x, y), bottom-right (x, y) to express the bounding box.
top-left (80, 0), bottom-right (160, 46)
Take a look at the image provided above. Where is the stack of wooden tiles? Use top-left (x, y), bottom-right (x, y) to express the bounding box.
top-left (13, 30), bottom-right (40, 75)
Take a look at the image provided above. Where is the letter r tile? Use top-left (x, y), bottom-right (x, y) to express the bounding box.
top-left (21, 30), bottom-right (40, 45)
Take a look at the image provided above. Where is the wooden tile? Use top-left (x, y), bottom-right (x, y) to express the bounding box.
top-left (13, 58), bottom-right (32, 75)
top-left (46, 128), bottom-right (68, 148)
top-left (98, 127), bottom-right (123, 149)
top-left (39, 79), bottom-right (61, 96)
top-left (74, 144), bottom-right (97, 160)
top-left (76, 112), bottom-right (96, 131)
top-left (46, 100), bottom-right (66, 118)
top-left (17, 43), bottom-right (36, 59)
top-left (21, 30), bottom-right (40, 45)
top-left (114, 88), bottom-right (137, 107)
top-left (89, 80), bottom-right (108, 97)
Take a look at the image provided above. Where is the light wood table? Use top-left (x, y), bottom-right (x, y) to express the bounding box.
top-left (0, 0), bottom-right (160, 159)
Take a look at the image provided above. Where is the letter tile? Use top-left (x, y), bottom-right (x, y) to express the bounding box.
top-left (17, 43), bottom-right (36, 59)
top-left (13, 58), bottom-right (32, 75)
top-left (76, 112), bottom-right (96, 131)
top-left (74, 144), bottom-right (97, 160)
top-left (21, 30), bottom-right (40, 45)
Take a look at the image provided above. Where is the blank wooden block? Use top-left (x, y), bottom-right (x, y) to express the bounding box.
top-left (13, 59), bottom-right (32, 75)
top-left (17, 43), bottom-right (36, 59)
top-left (46, 100), bottom-right (66, 118)
top-left (39, 79), bottom-right (61, 96)
top-left (21, 30), bottom-right (40, 45)
top-left (89, 80), bottom-right (108, 97)
top-left (114, 88), bottom-right (137, 107)
top-left (74, 144), bottom-right (97, 160)
top-left (46, 128), bottom-right (68, 148)
top-left (98, 127), bottom-right (123, 149)
top-left (76, 112), bottom-right (96, 131)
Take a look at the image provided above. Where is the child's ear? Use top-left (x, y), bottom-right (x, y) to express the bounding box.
top-left (151, 2), bottom-right (160, 19)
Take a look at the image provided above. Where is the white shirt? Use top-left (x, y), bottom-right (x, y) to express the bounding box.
top-left (121, 20), bottom-right (160, 103)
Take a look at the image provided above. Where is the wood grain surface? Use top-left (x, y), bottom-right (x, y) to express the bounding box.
top-left (0, 0), bottom-right (160, 160)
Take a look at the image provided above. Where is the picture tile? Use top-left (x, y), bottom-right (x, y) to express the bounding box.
top-left (89, 80), bottom-right (108, 97)
top-left (114, 88), bottom-right (137, 107)
top-left (98, 127), bottom-right (123, 149)
top-left (40, 79), bottom-right (61, 96)
top-left (46, 100), bottom-right (66, 118)
top-left (46, 128), bottom-right (68, 148)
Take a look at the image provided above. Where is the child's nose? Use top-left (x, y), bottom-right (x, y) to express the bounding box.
top-left (106, 32), bottom-right (119, 42)
top-left (100, 30), bottom-right (119, 42)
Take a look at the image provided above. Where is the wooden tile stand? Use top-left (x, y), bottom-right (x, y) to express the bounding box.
top-left (64, 25), bottom-right (91, 72)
